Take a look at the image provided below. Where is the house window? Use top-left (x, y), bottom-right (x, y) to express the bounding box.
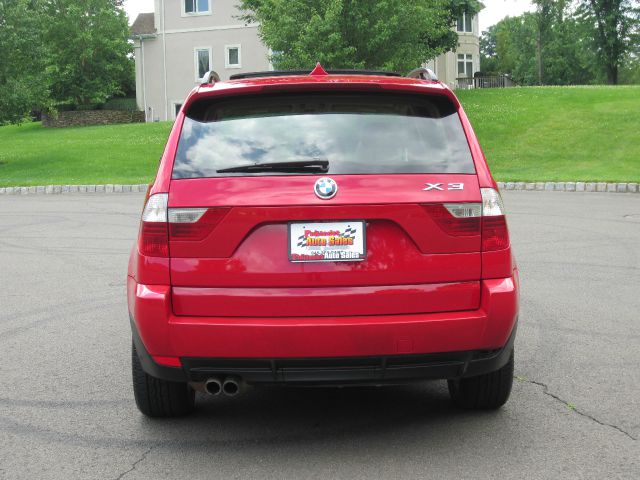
top-left (457, 54), bottom-right (473, 77)
top-left (184, 0), bottom-right (210, 15)
top-left (194, 47), bottom-right (212, 81)
top-left (457, 12), bottom-right (473, 33)
top-left (173, 103), bottom-right (183, 118)
top-left (225, 45), bottom-right (241, 68)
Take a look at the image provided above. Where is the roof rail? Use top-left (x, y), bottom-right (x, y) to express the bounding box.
top-left (200, 70), bottom-right (221, 86)
top-left (406, 67), bottom-right (438, 81)
top-left (229, 69), bottom-right (401, 80)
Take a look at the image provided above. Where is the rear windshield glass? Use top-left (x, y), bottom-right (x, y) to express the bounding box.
top-left (173, 93), bottom-right (475, 178)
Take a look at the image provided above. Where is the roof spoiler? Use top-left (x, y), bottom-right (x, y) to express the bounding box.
top-left (215, 66), bottom-right (438, 83)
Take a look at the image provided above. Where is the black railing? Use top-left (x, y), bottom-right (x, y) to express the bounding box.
top-left (456, 76), bottom-right (516, 89)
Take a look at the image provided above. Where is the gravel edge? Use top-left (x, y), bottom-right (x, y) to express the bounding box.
top-left (0, 182), bottom-right (638, 195)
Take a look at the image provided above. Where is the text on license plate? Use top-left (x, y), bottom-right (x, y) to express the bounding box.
top-left (288, 221), bottom-right (366, 262)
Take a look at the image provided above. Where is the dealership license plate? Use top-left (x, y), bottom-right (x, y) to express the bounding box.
top-left (288, 221), bottom-right (366, 262)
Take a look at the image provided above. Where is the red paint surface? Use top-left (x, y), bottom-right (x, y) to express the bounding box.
top-left (128, 72), bottom-right (518, 361)
top-left (172, 282), bottom-right (480, 317)
top-left (128, 277), bottom-right (517, 358)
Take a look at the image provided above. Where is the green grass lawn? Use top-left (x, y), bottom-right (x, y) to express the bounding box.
top-left (0, 121), bottom-right (172, 187)
top-left (0, 85), bottom-right (639, 186)
top-left (457, 86), bottom-right (640, 182)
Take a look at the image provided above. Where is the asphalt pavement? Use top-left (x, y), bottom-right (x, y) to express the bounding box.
top-left (0, 191), bottom-right (638, 479)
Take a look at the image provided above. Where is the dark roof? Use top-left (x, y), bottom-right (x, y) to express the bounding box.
top-left (131, 13), bottom-right (156, 37)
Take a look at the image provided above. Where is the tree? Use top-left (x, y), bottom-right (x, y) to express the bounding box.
top-left (619, 54), bottom-right (640, 83)
top-left (0, 0), bottom-right (49, 124)
top-left (533, 0), bottom-right (599, 85)
top-left (43, 0), bottom-right (132, 108)
top-left (619, 29), bottom-right (640, 83)
top-left (0, 0), bottom-right (132, 123)
top-left (480, 9), bottom-right (601, 86)
top-left (480, 25), bottom-right (499, 74)
top-left (577, 0), bottom-right (640, 84)
top-left (533, 0), bottom-right (554, 84)
top-left (492, 14), bottom-right (539, 85)
top-left (542, 12), bottom-right (599, 85)
top-left (238, 0), bottom-right (482, 73)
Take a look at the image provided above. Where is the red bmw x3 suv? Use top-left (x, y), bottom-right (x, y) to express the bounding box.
top-left (128, 65), bottom-right (519, 417)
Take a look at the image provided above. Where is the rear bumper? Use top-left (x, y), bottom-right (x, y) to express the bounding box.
top-left (132, 320), bottom-right (516, 385)
top-left (128, 275), bottom-right (519, 384)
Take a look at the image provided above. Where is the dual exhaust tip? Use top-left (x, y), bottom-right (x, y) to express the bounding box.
top-left (204, 377), bottom-right (241, 397)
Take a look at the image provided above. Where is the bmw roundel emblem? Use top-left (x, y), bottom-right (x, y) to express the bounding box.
top-left (314, 177), bottom-right (338, 199)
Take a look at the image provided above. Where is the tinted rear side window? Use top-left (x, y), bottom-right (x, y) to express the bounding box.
top-left (173, 93), bottom-right (475, 178)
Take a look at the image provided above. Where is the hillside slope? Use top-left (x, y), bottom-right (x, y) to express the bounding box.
top-left (1, 86), bottom-right (639, 186)
top-left (0, 121), bottom-right (172, 187)
top-left (457, 86), bottom-right (640, 182)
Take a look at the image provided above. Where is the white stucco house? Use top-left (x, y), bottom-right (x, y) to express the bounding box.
top-left (131, 0), bottom-right (480, 121)
top-left (423, 11), bottom-right (481, 89)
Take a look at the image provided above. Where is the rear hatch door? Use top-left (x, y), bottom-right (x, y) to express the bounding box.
top-left (168, 91), bottom-right (481, 317)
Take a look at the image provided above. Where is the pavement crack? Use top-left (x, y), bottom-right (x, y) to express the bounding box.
top-left (517, 377), bottom-right (637, 441)
top-left (114, 446), bottom-right (153, 480)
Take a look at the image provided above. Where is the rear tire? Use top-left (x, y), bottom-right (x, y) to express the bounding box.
top-left (448, 349), bottom-right (514, 410)
top-left (132, 342), bottom-right (195, 417)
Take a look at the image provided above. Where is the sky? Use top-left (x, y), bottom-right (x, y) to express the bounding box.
top-left (123, 0), bottom-right (534, 33)
top-left (477, 0), bottom-right (533, 31)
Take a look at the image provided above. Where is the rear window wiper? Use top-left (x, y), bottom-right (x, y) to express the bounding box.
top-left (216, 159), bottom-right (329, 174)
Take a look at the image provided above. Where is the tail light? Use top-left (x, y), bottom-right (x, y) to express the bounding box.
top-left (481, 188), bottom-right (510, 251)
top-left (138, 193), bottom-right (230, 257)
top-left (139, 193), bottom-right (169, 257)
top-left (422, 188), bottom-right (510, 251)
top-left (168, 207), bottom-right (230, 241)
top-left (422, 203), bottom-right (481, 236)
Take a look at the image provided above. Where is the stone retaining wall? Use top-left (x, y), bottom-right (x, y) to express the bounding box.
top-left (0, 184), bottom-right (149, 195)
top-left (496, 181), bottom-right (639, 193)
top-left (42, 110), bottom-right (145, 128)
